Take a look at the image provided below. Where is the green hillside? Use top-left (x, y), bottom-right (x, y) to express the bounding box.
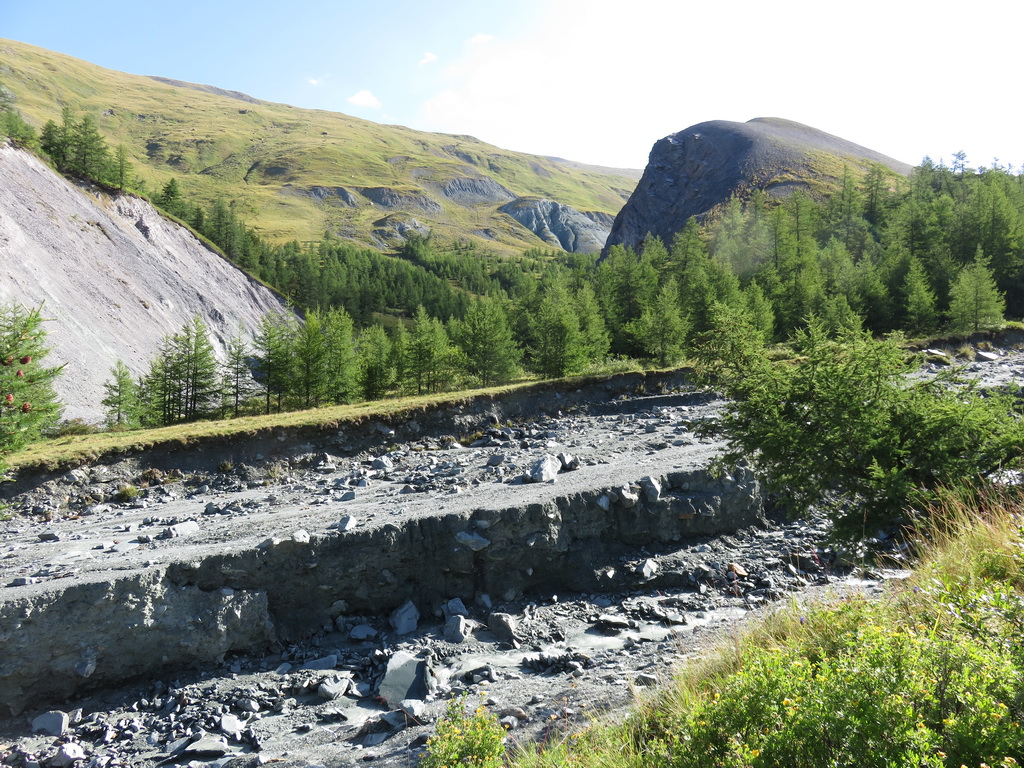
top-left (0, 38), bottom-right (639, 251)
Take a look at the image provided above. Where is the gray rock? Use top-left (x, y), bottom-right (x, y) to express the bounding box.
top-left (349, 623), bottom-right (378, 641)
top-left (529, 454), bottom-right (561, 483)
top-left (639, 475), bottom-right (662, 502)
top-left (443, 614), bottom-right (469, 643)
top-left (635, 672), bottom-right (659, 686)
top-left (378, 651), bottom-right (429, 707)
top-left (488, 612), bottom-right (518, 643)
top-left (456, 530), bottom-right (491, 551)
top-left (638, 558), bottom-right (659, 580)
top-left (50, 742), bottom-right (86, 768)
top-left (557, 452), bottom-right (580, 471)
top-left (390, 599), bottom-right (420, 635)
top-left (486, 454), bottom-right (506, 467)
top-left (372, 456), bottom-right (394, 471)
top-left (445, 597), bottom-right (469, 618)
top-left (219, 713), bottom-right (244, 737)
top-left (618, 485), bottom-right (640, 508)
top-left (164, 520), bottom-right (200, 538)
top-left (337, 515), bottom-right (357, 531)
top-left (318, 677), bottom-right (351, 700)
top-left (183, 733), bottom-right (230, 756)
top-left (31, 710), bottom-right (68, 736)
top-left (499, 198), bottom-right (611, 253)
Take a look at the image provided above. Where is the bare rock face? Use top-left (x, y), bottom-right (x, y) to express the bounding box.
top-left (499, 197), bottom-right (611, 253)
top-left (604, 117), bottom-right (914, 253)
top-left (0, 142), bottom-right (293, 423)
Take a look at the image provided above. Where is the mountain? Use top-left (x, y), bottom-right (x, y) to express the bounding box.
top-left (604, 117), bottom-right (914, 252)
top-left (0, 39), bottom-right (640, 254)
top-left (0, 141), bottom-right (291, 424)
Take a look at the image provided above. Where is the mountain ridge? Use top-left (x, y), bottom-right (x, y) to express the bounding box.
top-left (0, 38), bottom-right (640, 253)
top-left (605, 117), bottom-right (913, 253)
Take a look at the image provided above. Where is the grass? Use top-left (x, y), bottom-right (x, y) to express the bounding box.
top-left (0, 38), bottom-right (638, 253)
top-left (7, 365), bottom-right (650, 473)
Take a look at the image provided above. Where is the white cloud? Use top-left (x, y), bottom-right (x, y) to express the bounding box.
top-left (348, 90), bottom-right (382, 109)
top-left (418, 51), bottom-right (438, 67)
top-left (307, 78), bottom-right (320, 86)
top-left (465, 33), bottom-right (493, 46)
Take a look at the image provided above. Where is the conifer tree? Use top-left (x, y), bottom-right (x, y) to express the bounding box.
top-left (0, 305), bottom-right (63, 466)
top-left (220, 331), bottom-right (257, 419)
top-left (358, 324), bottom-right (395, 401)
top-left (253, 313), bottom-right (296, 414)
top-left (449, 296), bottom-right (520, 387)
top-left (407, 305), bottom-right (451, 394)
top-left (532, 281), bottom-right (587, 378)
top-left (291, 309), bottom-right (330, 408)
top-left (575, 283), bottom-right (611, 365)
top-left (902, 257), bottom-right (938, 336)
top-left (627, 278), bottom-right (688, 367)
top-left (948, 248), bottom-right (1006, 332)
top-left (101, 360), bottom-right (141, 429)
top-left (323, 307), bottom-right (358, 404)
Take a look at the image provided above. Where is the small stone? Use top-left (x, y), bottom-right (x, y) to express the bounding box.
top-left (184, 733), bottom-right (230, 756)
top-left (488, 612), bottom-right (517, 643)
top-left (338, 490), bottom-right (356, 502)
top-left (37, 531), bottom-right (60, 542)
top-left (165, 520), bottom-right (200, 538)
top-left (639, 476), bottom-right (662, 502)
top-left (372, 456), bottom-right (394, 471)
top-left (557, 452), bottom-right (579, 471)
top-left (50, 742), bottom-right (86, 768)
top-left (318, 677), bottom-right (351, 700)
top-left (220, 713), bottom-right (244, 737)
top-left (618, 486), bottom-right (639, 508)
top-left (400, 699), bottom-right (427, 723)
top-left (456, 530), bottom-right (491, 551)
top-left (32, 710), bottom-right (69, 736)
top-left (445, 597), bottom-right (469, 618)
top-left (728, 562), bottom-right (749, 578)
top-left (486, 454), bottom-right (505, 467)
top-left (443, 614), bottom-right (469, 643)
top-left (337, 515), bottom-right (358, 531)
top-left (529, 454), bottom-right (561, 483)
top-left (635, 672), bottom-right (659, 686)
top-left (292, 529), bottom-right (311, 544)
top-left (390, 599), bottom-right (420, 635)
top-left (349, 624), bottom-right (378, 641)
top-left (637, 558), bottom-right (659, 580)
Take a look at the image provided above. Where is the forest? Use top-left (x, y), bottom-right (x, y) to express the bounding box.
top-left (3, 101), bottom-right (1022, 429)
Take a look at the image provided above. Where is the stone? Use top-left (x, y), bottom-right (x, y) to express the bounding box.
top-left (596, 494), bottom-right (612, 512)
top-left (378, 651), bottom-right (429, 707)
top-left (557, 452), bottom-right (580, 471)
top-left (443, 614), bottom-right (469, 643)
top-left (164, 520), bottom-right (200, 538)
top-left (337, 515), bottom-right (357, 531)
top-left (291, 529), bottom-right (310, 544)
top-left (529, 454), bottom-right (561, 483)
top-left (50, 742), bottom-right (86, 768)
top-left (219, 713), bottom-right (244, 737)
top-left (338, 490), bottom-right (356, 502)
top-left (728, 562), bottom-right (749, 578)
top-left (400, 698), bottom-right (427, 723)
top-left (183, 733), bottom-right (230, 756)
top-left (638, 558), bottom-right (659, 580)
top-left (976, 349), bottom-right (1001, 362)
top-left (445, 597), bottom-right (469, 618)
top-left (372, 456), bottom-right (394, 471)
top-left (639, 475), bottom-right (662, 502)
top-left (488, 612), bottom-right (518, 643)
top-left (390, 599), bottom-right (420, 635)
top-left (618, 485), bottom-right (639, 508)
top-left (38, 531), bottom-right (60, 542)
top-left (32, 710), bottom-right (69, 736)
top-left (456, 530), bottom-right (491, 551)
top-left (349, 623), bottom-right (378, 641)
top-left (318, 677), bottom-right (351, 700)
top-left (635, 672), bottom-right (659, 686)
top-left (486, 454), bottom-right (506, 467)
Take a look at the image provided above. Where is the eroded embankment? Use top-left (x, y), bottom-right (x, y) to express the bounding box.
top-left (0, 462), bottom-right (761, 715)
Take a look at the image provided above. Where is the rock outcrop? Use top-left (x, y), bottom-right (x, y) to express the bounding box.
top-left (0, 142), bottom-right (292, 423)
top-left (604, 117), bottom-right (913, 253)
top-left (499, 197), bottom-right (612, 253)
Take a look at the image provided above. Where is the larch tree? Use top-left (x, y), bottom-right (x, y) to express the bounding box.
top-left (948, 248), bottom-right (1005, 333)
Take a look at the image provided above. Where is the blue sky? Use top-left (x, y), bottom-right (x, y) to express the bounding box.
top-left (4, 0), bottom-right (1023, 170)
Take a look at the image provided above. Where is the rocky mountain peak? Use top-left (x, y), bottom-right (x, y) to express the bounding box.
top-left (604, 117), bottom-right (913, 253)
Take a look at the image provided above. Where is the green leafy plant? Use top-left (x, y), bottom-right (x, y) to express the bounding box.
top-left (694, 306), bottom-right (1024, 537)
top-left (420, 695), bottom-right (506, 768)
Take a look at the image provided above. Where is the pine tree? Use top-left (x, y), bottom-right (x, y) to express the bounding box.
top-left (101, 361), bottom-right (141, 429)
top-left (358, 325), bottom-right (395, 401)
top-left (291, 309), bottom-right (330, 408)
top-left (0, 305), bottom-right (64, 466)
top-left (627, 278), bottom-right (688, 367)
top-left (948, 248), bottom-right (1006, 333)
top-left (902, 257), bottom-right (938, 336)
top-left (253, 313), bottom-right (296, 414)
top-left (532, 282), bottom-right (587, 378)
top-left (323, 307), bottom-right (358, 404)
top-left (407, 305), bottom-right (451, 394)
top-left (575, 283), bottom-right (610, 366)
top-left (220, 331), bottom-right (257, 419)
top-left (68, 114), bottom-right (110, 181)
top-left (449, 297), bottom-right (520, 387)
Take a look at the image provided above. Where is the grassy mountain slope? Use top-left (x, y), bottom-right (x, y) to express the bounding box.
top-left (0, 39), bottom-right (639, 252)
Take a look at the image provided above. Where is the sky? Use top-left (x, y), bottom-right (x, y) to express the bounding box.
top-left (3, 0), bottom-right (1023, 170)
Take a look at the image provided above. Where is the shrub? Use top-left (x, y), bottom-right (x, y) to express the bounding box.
top-left (420, 695), bottom-right (506, 768)
top-left (695, 308), bottom-right (1024, 538)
